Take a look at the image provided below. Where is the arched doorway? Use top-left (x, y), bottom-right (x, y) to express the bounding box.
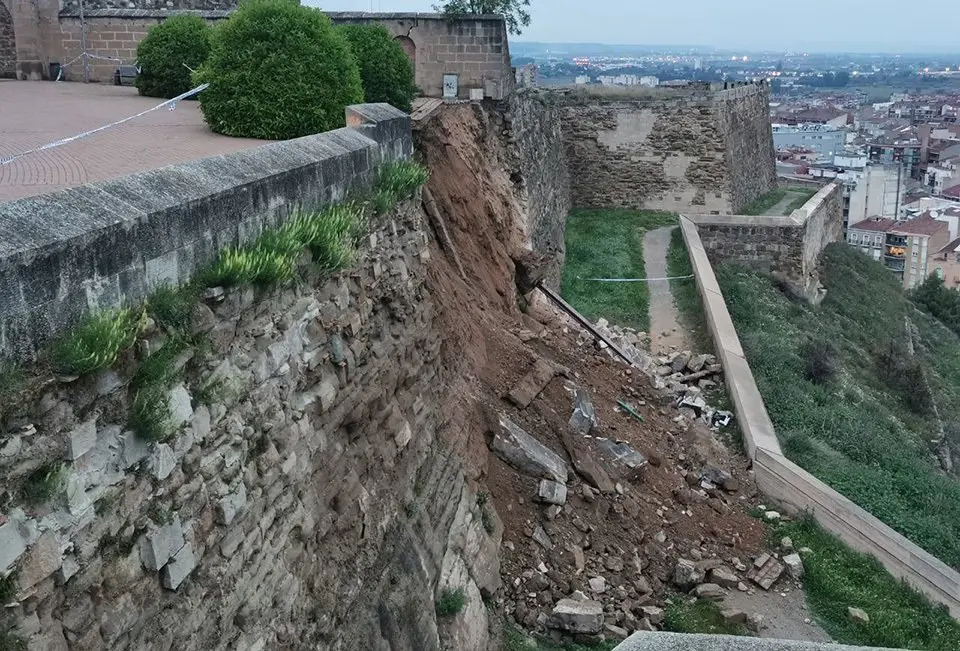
top-left (394, 35), bottom-right (416, 69)
top-left (0, 0), bottom-right (16, 79)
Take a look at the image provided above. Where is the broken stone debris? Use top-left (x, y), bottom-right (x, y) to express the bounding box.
top-left (747, 553), bottom-right (785, 591)
top-left (595, 438), bottom-right (647, 470)
top-left (508, 359), bottom-right (556, 409)
top-left (537, 479), bottom-right (567, 506)
top-left (548, 598), bottom-right (603, 634)
top-left (673, 558), bottom-right (706, 591)
top-left (568, 388), bottom-right (598, 435)
top-left (492, 414), bottom-right (568, 483)
top-left (782, 553), bottom-right (804, 580)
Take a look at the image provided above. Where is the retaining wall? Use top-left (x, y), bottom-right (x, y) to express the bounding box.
top-left (679, 215), bottom-right (960, 619)
top-left (0, 103), bottom-right (411, 361)
top-left (688, 182), bottom-right (843, 302)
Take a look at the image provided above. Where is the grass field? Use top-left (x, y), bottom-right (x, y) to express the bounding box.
top-left (560, 209), bottom-right (677, 332)
top-left (715, 243), bottom-right (960, 569)
top-left (774, 518), bottom-right (960, 650)
top-left (739, 189), bottom-right (787, 216)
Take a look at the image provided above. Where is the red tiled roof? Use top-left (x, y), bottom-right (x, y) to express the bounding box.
top-left (944, 184), bottom-right (960, 199)
top-left (936, 235), bottom-right (960, 255)
top-left (849, 217), bottom-right (895, 232)
top-left (890, 216), bottom-right (949, 236)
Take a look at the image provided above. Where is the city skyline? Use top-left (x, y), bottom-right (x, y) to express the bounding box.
top-left (312, 0), bottom-right (960, 54)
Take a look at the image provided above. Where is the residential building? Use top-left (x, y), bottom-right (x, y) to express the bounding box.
top-left (847, 163), bottom-right (907, 229)
top-left (930, 236), bottom-right (960, 288)
top-left (846, 217), bottom-right (894, 262)
top-left (884, 217), bottom-right (950, 289)
top-left (772, 123), bottom-right (846, 160)
top-left (868, 127), bottom-right (922, 179)
top-left (515, 64), bottom-right (538, 87)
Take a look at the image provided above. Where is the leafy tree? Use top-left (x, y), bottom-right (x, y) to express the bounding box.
top-left (433, 0), bottom-right (531, 35)
top-left (913, 274), bottom-right (960, 335)
top-left (135, 14), bottom-right (212, 99)
top-left (339, 24), bottom-right (417, 112)
top-left (194, 0), bottom-right (363, 140)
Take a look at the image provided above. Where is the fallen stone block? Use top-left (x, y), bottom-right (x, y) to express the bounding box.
top-left (783, 552), bottom-right (804, 580)
top-left (595, 439), bottom-right (647, 470)
top-left (721, 608), bottom-right (747, 625)
top-left (747, 554), bottom-right (784, 590)
top-left (507, 359), bottom-right (555, 409)
top-left (673, 559), bottom-right (705, 590)
top-left (692, 583), bottom-right (724, 600)
top-left (549, 598), bottom-right (603, 634)
top-left (492, 415), bottom-right (567, 483)
top-left (537, 479), bottom-right (567, 506)
top-left (532, 525), bottom-right (554, 551)
top-left (709, 566), bottom-right (739, 589)
top-left (568, 388), bottom-right (598, 435)
top-left (847, 606), bottom-right (870, 625)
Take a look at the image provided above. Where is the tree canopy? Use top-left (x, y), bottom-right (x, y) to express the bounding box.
top-left (433, 0), bottom-right (531, 35)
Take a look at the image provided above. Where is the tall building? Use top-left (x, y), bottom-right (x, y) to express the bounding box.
top-left (847, 215), bottom-right (950, 289)
top-left (772, 123), bottom-right (846, 160)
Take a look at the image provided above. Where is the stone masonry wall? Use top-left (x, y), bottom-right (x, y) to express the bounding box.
top-left (61, 0), bottom-right (236, 12)
top-left (327, 12), bottom-right (514, 100)
top-left (0, 199), bottom-right (497, 650)
top-left (558, 83), bottom-right (775, 214)
top-left (0, 104), bottom-right (409, 361)
top-left (689, 182), bottom-right (844, 301)
top-left (51, 10), bottom-right (230, 82)
top-left (506, 89), bottom-right (572, 287)
top-left (0, 0), bottom-right (15, 78)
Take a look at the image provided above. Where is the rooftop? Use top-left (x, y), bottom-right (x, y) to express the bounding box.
top-left (890, 216), bottom-right (949, 236)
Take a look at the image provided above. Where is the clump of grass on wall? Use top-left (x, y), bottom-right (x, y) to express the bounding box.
top-left (53, 308), bottom-right (146, 376)
top-left (374, 160), bottom-right (429, 215)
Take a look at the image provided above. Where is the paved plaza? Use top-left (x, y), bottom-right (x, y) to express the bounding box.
top-left (0, 79), bottom-right (268, 203)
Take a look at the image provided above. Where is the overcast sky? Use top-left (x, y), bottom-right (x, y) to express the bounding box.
top-left (310, 0), bottom-right (960, 53)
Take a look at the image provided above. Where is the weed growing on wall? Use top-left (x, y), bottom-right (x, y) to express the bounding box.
top-left (149, 284), bottom-right (199, 333)
top-left (21, 462), bottom-right (66, 506)
top-left (373, 160), bottom-right (430, 216)
top-left (53, 308), bottom-right (145, 376)
top-left (435, 587), bottom-right (467, 618)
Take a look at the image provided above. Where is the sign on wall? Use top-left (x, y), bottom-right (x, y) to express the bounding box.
top-left (442, 74), bottom-right (458, 99)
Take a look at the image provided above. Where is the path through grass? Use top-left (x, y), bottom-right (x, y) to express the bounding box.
top-left (561, 209), bottom-right (677, 331)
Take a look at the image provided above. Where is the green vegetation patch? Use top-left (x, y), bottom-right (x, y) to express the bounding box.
top-left (664, 599), bottom-right (747, 636)
top-left (500, 622), bottom-right (617, 651)
top-left (785, 188), bottom-right (818, 213)
top-left (339, 23), bottom-right (417, 112)
top-left (561, 209), bottom-right (677, 331)
top-left (22, 462), bottom-right (66, 506)
top-left (135, 14), bottom-right (212, 99)
top-left (435, 587), bottom-right (467, 618)
top-left (739, 188), bottom-right (787, 215)
top-left (775, 517), bottom-right (960, 650)
top-left (716, 243), bottom-right (960, 567)
top-left (53, 307), bottom-right (145, 376)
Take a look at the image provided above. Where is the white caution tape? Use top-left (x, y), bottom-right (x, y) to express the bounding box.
top-left (55, 51), bottom-right (137, 81)
top-left (575, 274), bottom-right (695, 282)
top-left (0, 83), bottom-right (209, 166)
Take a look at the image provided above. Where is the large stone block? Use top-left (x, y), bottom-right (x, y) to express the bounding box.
top-left (548, 598), bottom-right (603, 634)
top-left (491, 415), bottom-right (568, 483)
top-left (140, 519), bottom-right (185, 571)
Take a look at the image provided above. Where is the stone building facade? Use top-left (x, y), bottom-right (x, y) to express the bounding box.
top-left (2, 1), bottom-right (515, 97)
top-left (558, 82), bottom-right (777, 215)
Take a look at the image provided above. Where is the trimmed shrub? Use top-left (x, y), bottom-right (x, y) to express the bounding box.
top-left (195, 0), bottom-right (363, 139)
top-left (339, 24), bottom-right (417, 112)
top-left (135, 14), bottom-right (212, 99)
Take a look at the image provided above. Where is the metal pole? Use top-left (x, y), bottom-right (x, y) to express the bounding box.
top-left (79, 0), bottom-right (90, 83)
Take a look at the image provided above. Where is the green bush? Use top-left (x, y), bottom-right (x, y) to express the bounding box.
top-left (339, 24), bottom-right (417, 112)
top-left (195, 0), bottom-right (363, 139)
top-left (135, 14), bottom-right (212, 99)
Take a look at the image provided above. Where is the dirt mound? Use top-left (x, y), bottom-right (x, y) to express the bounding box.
top-left (416, 103), bottom-right (770, 643)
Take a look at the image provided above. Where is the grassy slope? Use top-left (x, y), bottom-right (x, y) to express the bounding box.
top-left (785, 188), bottom-right (818, 212)
top-left (739, 189), bottom-right (787, 215)
top-left (666, 235), bottom-right (960, 649)
top-left (775, 518), bottom-right (960, 650)
top-left (560, 209), bottom-right (677, 332)
top-left (716, 243), bottom-right (960, 568)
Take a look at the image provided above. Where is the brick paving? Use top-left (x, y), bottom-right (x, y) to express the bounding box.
top-left (0, 79), bottom-right (268, 203)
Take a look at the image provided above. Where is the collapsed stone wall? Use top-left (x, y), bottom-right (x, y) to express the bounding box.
top-left (0, 199), bottom-right (497, 650)
top-left (557, 84), bottom-right (776, 214)
top-left (690, 183), bottom-right (844, 301)
top-left (505, 89), bottom-right (572, 287)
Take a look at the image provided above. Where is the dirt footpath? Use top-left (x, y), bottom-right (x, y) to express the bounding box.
top-left (643, 226), bottom-right (690, 355)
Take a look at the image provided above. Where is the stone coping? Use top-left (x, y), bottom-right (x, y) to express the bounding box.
top-left (325, 11), bottom-right (504, 21)
top-left (679, 215), bottom-right (960, 619)
top-left (59, 8), bottom-right (233, 18)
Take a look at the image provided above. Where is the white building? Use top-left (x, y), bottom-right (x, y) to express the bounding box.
top-left (846, 163), bottom-right (907, 228)
top-left (773, 123), bottom-right (847, 160)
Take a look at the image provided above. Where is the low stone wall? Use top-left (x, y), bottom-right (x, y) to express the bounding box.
top-left (507, 89), bottom-right (572, 287)
top-left (679, 215), bottom-right (960, 619)
top-left (615, 631), bottom-right (900, 651)
top-left (688, 182), bottom-right (843, 301)
top-left (0, 103), bottom-right (411, 361)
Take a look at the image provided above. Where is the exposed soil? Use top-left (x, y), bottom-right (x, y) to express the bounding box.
top-left (644, 226), bottom-right (691, 355)
top-left (416, 102), bottom-right (823, 645)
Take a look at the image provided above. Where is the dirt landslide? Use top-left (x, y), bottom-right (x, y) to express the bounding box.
top-left (416, 103), bottom-right (798, 646)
